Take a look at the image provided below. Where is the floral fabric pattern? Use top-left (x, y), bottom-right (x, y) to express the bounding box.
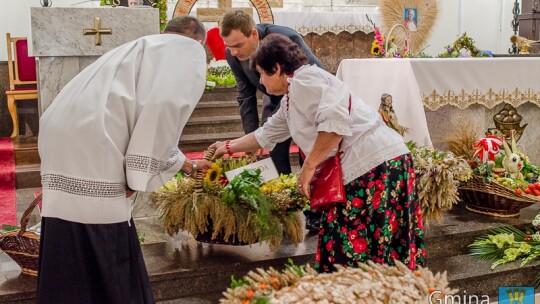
top-left (316, 153), bottom-right (425, 273)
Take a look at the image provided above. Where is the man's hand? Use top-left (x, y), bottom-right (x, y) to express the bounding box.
top-left (196, 159), bottom-right (212, 177)
top-left (126, 186), bottom-right (136, 198)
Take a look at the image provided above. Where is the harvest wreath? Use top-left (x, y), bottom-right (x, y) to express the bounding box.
top-left (152, 150), bottom-right (307, 251)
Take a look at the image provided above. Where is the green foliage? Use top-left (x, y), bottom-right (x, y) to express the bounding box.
top-left (0, 224), bottom-right (20, 234)
top-left (469, 224), bottom-right (540, 284)
top-left (136, 229), bottom-right (145, 243)
top-left (230, 275), bottom-right (248, 288)
top-left (285, 258), bottom-right (305, 277)
top-left (206, 74), bottom-right (236, 88)
top-left (155, 0), bottom-right (168, 33)
top-left (206, 65), bottom-right (237, 88)
top-left (437, 33), bottom-right (492, 58)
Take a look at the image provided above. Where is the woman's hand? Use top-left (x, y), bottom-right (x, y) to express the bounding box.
top-left (297, 164), bottom-right (316, 197)
top-left (208, 141), bottom-right (227, 160)
top-left (196, 159), bottom-right (212, 176)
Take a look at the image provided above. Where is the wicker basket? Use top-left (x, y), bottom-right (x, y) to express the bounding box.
top-left (0, 194), bottom-right (42, 276)
top-left (458, 176), bottom-right (540, 217)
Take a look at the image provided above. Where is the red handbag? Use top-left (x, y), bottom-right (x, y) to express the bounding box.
top-left (308, 96), bottom-right (351, 212)
top-left (309, 151), bottom-right (347, 211)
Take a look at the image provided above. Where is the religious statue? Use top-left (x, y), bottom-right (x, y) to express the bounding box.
top-left (378, 93), bottom-right (409, 137)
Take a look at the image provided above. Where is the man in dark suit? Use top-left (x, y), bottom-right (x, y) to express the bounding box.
top-left (220, 10), bottom-right (324, 232)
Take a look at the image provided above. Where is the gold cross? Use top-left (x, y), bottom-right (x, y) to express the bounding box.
top-left (83, 17), bottom-right (112, 46)
top-left (196, 0), bottom-right (252, 22)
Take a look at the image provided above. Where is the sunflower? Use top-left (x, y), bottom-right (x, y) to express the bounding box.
top-left (371, 41), bottom-right (381, 56)
top-left (204, 163), bottom-right (223, 185)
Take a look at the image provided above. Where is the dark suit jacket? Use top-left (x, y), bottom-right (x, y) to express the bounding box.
top-left (226, 24), bottom-right (325, 134)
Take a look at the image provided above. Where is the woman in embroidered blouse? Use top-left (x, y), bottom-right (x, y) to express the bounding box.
top-left (209, 34), bottom-right (425, 273)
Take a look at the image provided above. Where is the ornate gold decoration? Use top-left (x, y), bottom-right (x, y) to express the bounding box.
top-left (380, 0), bottom-right (438, 54)
top-left (487, 104), bottom-right (527, 143)
top-left (174, 0), bottom-right (274, 24)
top-left (422, 88), bottom-right (540, 111)
top-left (83, 17), bottom-right (112, 46)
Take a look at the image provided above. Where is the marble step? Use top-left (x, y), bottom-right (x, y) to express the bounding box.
top-left (190, 100), bottom-right (262, 118)
top-left (428, 254), bottom-right (540, 300)
top-left (199, 87), bottom-right (238, 102)
top-left (15, 164), bottom-right (41, 189)
top-left (2, 203), bottom-right (539, 303)
top-left (198, 87), bottom-right (262, 103)
top-left (12, 136), bottom-right (39, 166)
top-left (183, 115), bottom-right (244, 135)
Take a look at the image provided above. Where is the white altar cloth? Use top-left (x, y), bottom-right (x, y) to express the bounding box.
top-left (336, 58), bottom-right (432, 147)
top-left (410, 58), bottom-right (540, 110)
top-left (272, 11), bottom-right (380, 35)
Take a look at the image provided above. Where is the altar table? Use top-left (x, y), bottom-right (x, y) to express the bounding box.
top-left (336, 58), bottom-right (540, 162)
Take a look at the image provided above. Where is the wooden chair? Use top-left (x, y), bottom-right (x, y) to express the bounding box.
top-left (6, 33), bottom-right (38, 138)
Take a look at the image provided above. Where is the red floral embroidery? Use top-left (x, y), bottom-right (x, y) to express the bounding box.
top-left (326, 240), bottom-right (335, 252)
top-left (351, 197), bottom-right (363, 208)
top-left (352, 238), bottom-right (368, 253)
top-left (315, 154), bottom-right (425, 273)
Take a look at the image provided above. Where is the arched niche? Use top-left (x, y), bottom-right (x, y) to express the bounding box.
top-left (173, 0), bottom-right (274, 24)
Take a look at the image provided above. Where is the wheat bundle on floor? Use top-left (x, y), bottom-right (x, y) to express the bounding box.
top-left (220, 261), bottom-right (455, 304)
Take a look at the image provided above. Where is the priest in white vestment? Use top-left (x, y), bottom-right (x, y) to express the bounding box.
top-left (36, 16), bottom-right (209, 303)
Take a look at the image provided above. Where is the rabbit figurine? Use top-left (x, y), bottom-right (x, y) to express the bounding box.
top-left (502, 131), bottom-right (524, 180)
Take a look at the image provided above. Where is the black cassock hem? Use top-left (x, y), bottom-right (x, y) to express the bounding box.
top-left (37, 217), bottom-right (155, 304)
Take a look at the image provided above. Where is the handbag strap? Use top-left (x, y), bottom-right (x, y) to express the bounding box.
top-left (337, 95), bottom-right (352, 153)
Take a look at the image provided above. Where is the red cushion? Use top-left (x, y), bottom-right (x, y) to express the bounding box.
top-left (206, 27), bottom-right (227, 60)
top-left (15, 39), bottom-right (37, 82)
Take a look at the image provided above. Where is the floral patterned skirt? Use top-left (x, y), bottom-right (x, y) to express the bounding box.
top-left (315, 153), bottom-right (425, 273)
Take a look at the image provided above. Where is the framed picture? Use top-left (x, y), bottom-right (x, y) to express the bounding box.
top-left (119, 0), bottom-right (154, 7)
top-left (380, 0), bottom-right (438, 54)
top-left (404, 8), bottom-right (418, 32)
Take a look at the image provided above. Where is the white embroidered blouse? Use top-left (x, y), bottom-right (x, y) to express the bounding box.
top-left (254, 65), bottom-right (409, 184)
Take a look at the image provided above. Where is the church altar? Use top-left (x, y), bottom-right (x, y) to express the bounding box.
top-left (336, 57), bottom-right (540, 163)
top-left (30, 7), bottom-right (159, 114)
top-left (272, 10), bottom-right (379, 36)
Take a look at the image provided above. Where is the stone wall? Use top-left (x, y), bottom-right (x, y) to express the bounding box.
top-left (303, 31), bottom-right (374, 74)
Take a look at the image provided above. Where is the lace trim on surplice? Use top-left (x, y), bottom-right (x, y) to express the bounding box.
top-left (42, 174), bottom-right (125, 198)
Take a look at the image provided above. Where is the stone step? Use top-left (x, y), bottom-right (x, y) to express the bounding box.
top-left (425, 203), bottom-right (533, 259)
top-left (198, 87), bottom-right (262, 103)
top-left (429, 254), bottom-right (539, 300)
top-left (12, 136), bottom-right (39, 166)
top-left (183, 115), bottom-right (244, 135)
top-left (190, 100), bottom-right (262, 118)
top-left (198, 87), bottom-right (238, 102)
top-left (15, 164), bottom-right (41, 189)
top-left (2, 198), bottom-right (538, 303)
